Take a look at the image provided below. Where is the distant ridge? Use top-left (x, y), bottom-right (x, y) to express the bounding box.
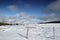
top-left (47, 21), bottom-right (60, 23)
top-left (39, 21), bottom-right (60, 24)
top-left (0, 22), bottom-right (19, 26)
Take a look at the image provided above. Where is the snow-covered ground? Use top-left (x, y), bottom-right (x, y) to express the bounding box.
top-left (0, 23), bottom-right (60, 40)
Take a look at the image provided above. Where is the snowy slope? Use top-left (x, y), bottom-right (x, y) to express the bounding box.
top-left (0, 23), bottom-right (60, 40)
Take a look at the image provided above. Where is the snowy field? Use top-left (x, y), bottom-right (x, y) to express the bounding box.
top-left (0, 23), bottom-right (60, 40)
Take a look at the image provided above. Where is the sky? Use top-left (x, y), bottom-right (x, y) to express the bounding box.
top-left (0, 0), bottom-right (60, 23)
top-left (0, 0), bottom-right (56, 16)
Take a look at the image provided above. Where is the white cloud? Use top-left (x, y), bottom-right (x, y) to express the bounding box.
top-left (7, 12), bottom-right (25, 24)
top-left (39, 13), bottom-right (60, 22)
top-left (7, 5), bottom-right (17, 11)
top-left (7, 12), bottom-right (36, 24)
top-left (41, 0), bottom-right (60, 22)
top-left (46, 0), bottom-right (60, 12)
top-left (0, 15), bottom-right (7, 23)
top-left (0, 12), bottom-right (37, 24)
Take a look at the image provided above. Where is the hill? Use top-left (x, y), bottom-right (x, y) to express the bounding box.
top-left (39, 21), bottom-right (60, 24)
top-left (0, 22), bottom-right (18, 26)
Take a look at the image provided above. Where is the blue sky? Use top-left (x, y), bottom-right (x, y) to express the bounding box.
top-left (0, 0), bottom-right (60, 22)
top-left (0, 0), bottom-right (56, 16)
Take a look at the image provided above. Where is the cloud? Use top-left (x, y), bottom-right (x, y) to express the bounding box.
top-left (0, 15), bottom-right (7, 23)
top-left (0, 12), bottom-right (36, 24)
top-left (39, 13), bottom-right (60, 22)
top-left (41, 0), bottom-right (60, 22)
top-left (7, 5), bottom-right (17, 11)
top-left (7, 12), bottom-right (36, 24)
top-left (7, 12), bottom-right (26, 24)
top-left (46, 0), bottom-right (60, 12)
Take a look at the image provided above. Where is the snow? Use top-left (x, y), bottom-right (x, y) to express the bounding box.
top-left (0, 23), bottom-right (60, 40)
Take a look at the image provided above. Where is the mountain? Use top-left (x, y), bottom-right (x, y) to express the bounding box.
top-left (39, 21), bottom-right (60, 24)
top-left (47, 21), bottom-right (60, 23)
top-left (0, 22), bottom-right (19, 26)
